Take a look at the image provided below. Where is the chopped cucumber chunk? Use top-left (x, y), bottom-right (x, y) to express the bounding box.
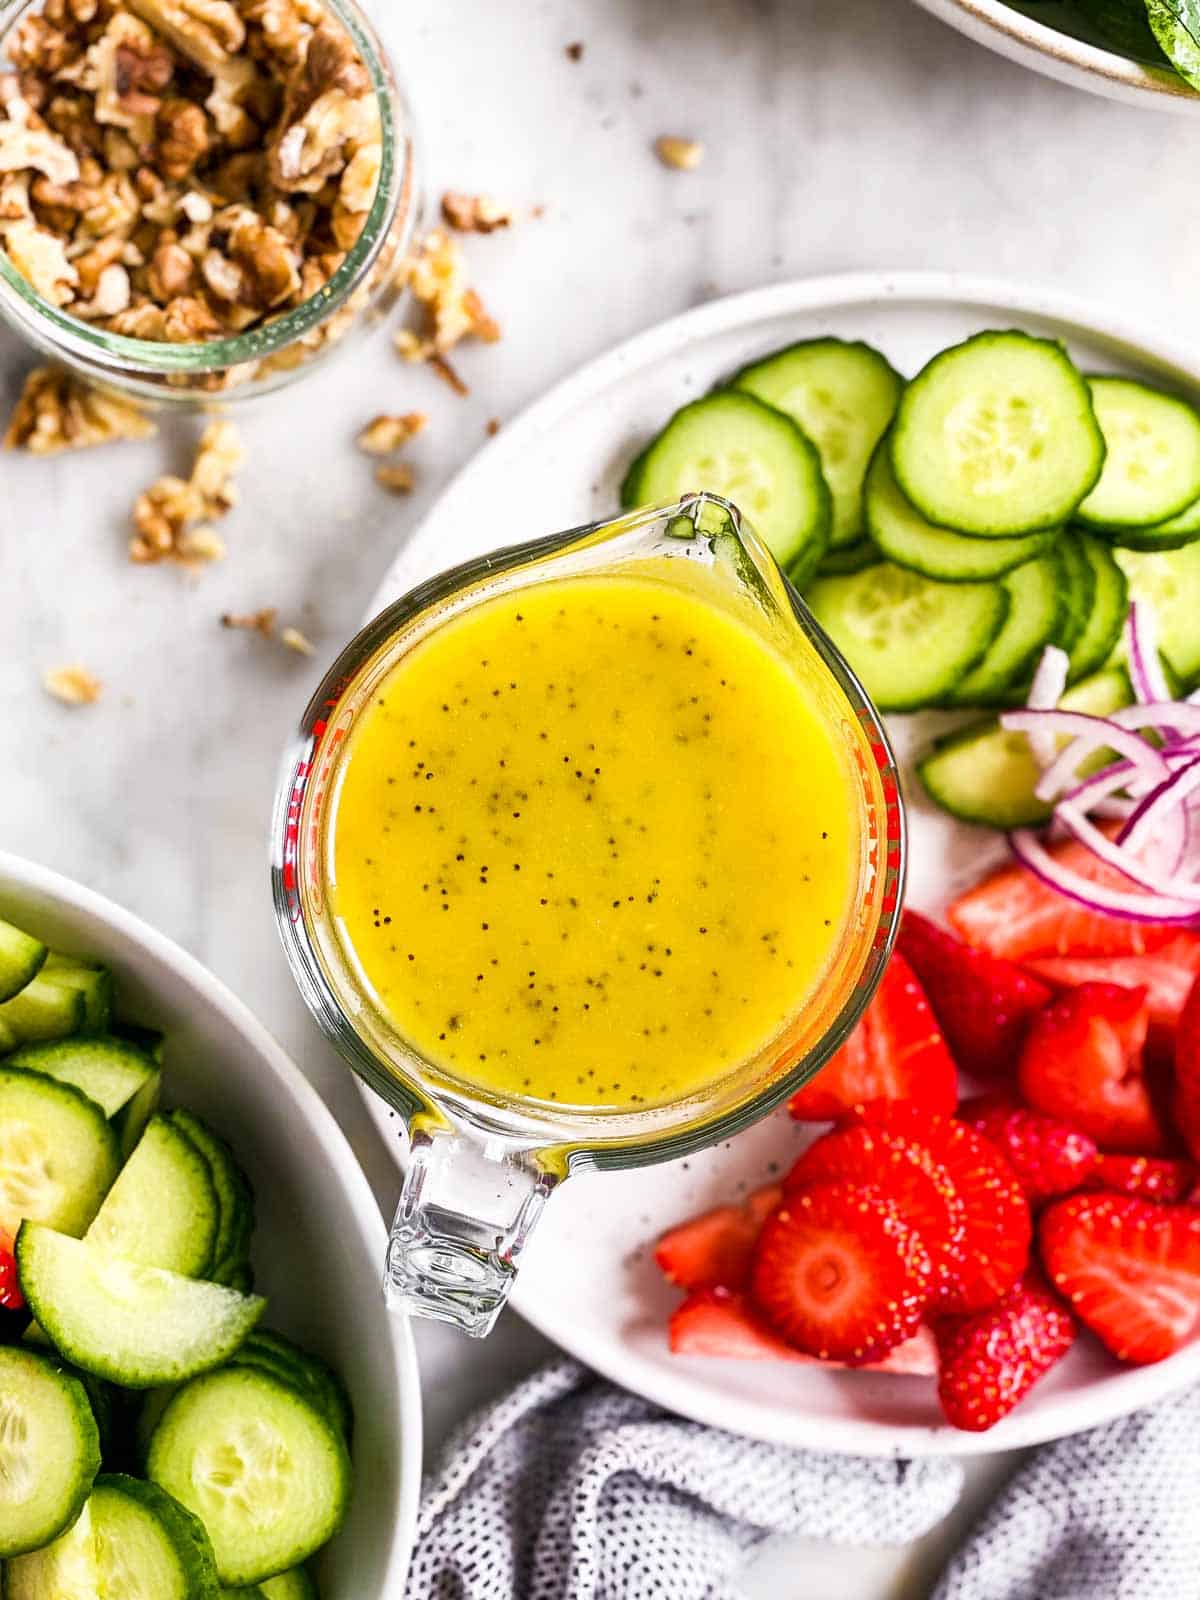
top-left (4, 1496), bottom-right (100, 1599)
top-left (170, 1111), bottom-right (254, 1282)
top-left (0, 978), bottom-right (86, 1051)
top-left (90, 1474), bottom-right (221, 1600)
top-left (0, 919), bottom-right (47, 1005)
top-left (85, 1115), bottom-right (220, 1277)
top-left (1055, 530), bottom-right (1097, 660)
top-left (1069, 533), bottom-right (1128, 682)
top-left (39, 955), bottom-right (113, 1033)
top-left (1076, 376), bottom-right (1200, 530)
top-left (947, 553), bottom-right (1065, 707)
top-left (0, 1348), bottom-right (100, 1557)
top-left (6, 1036), bottom-right (162, 1159)
top-left (890, 331), bottom-right (1103, 536)
top-left (0, 1067), bottom-right (119, 1239)
top-left (231, 1330), bottom-right (353, 1443)
top-left (1113, 542), bottom-right (1200, 686)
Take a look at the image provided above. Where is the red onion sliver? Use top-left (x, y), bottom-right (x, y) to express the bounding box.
top-left (1025, 645), bottom-right (1070, 766)
top-left (1054, 804), bottom-right (1200, 902)
top-left (1008, 827), bottom-right (1200, 924)
top-left (1118, 755), bottom-right (1200, 865)
top-left (1126, 602), bottom-right (1173, 710)
top-left (1106, 702), bottom-right (1200, 737)
top-left (998, 709), bottom-right (1170, 803)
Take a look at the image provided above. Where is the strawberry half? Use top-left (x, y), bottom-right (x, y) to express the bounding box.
top-left (749, 1181), bottom-right (933, 1363)
top-left (1040, 1192), bottom-right (1200, 1364)
top-left (962, 1094), bottom-right (1097, 1204)
top-left (947, 837), bottom-right (1181, 962)
top-left (856, 1103), bottom-right (1032, 1311)
top-left (788, 951), bottom-right (957, 1122)
top-left (654, 1184), bottom-right (783, 1293)
top-left (899, 909), bottom-right (1051, 1079)
top-left (935, 1272), bottom-right (1076, 1432)
top-left (1174, 970), bottom-right (1200, 1162)
top-left (1018, 982), bottom-right (1166, 1154)
top-left (784, 1123), bottom-right (965, 1299)
top-left (0, 1232), bottom-right (23, 1313)
top-left (1086, 1155), bottom-right (1197, 1204)
top-left (668, 1287), bottom-right (938, 1374)
top-left (1026, 935), bottom-right (1200, 1046)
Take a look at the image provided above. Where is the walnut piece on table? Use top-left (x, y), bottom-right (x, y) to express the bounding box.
top-left (654, 135), bottom-right (704, 171)
top-left (44, 664), bottom-right (102, 705)
top-left (4, 364), bottom-right (156, 453)
top-left (393, 227), bottom-right (500, 380)
top-left (440, 191), bottom-right (513, 235)
top-left (221, 604), bottom-right (276, 634)
top-left (355, 410), bottom-right (425, 455)
top-left (374, 460), bottom-right (413, 494)
top-left (130, 416), bottom-right (243, 565)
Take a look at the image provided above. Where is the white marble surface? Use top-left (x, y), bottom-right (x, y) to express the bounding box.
top-left (6, 1), bottom-right (1200, 1592)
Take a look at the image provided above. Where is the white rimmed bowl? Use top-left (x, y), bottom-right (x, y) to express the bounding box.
top-left (0, 850), bottom-right (422, 1594)
top-left (911, 0), bottom-right (1200, 112)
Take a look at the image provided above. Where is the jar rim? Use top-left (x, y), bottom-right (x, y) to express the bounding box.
top-left (0, 0), bottom-right (418, 374)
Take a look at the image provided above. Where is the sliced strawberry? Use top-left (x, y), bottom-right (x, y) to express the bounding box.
top-left (899, 909), bottom-right (1051, 1079)
top-left (749, 1181), bottom-right (933, 1363)
top-left (1174, 971), bottom-right (1200, 1162)
top-left (668, 1288), bottom-right (938, 1374)
top-left (1025, 935), bottom-right (1200, 1045)
top-left (1086, 1154), bottom-right (1197, 1204)
top-left (788, 951), bottom-right (957, 1122)
top-left (784, 1123), bottom-right (965, 1299)
top-left (1040, 1192), bottom-right (1200, 1363)
top-left (0, 1233), bottom-right (22, 1313)
top-left (947, 837), bottom-right (1181, 962)
top-left (1018, 982), bottom-right (1166, 1154)
top-left (961, 1094), bottom-right (1097, 1204)
top-left (935, 1272), bottom-right (1076, 1432)
top-left (856, 1103), bottom-right (1032, 1311)
top-left (654, 1184), bottom-right (783, 1292)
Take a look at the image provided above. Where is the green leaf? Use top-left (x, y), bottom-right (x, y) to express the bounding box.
top-left (1145, 0), bottom-right (1200, 86)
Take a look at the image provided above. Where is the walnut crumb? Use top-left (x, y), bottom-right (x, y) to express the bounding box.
top-left (485, 416), bottom-right (500, 436)
top-left (130, 416), bottom-right (242, 565)
top-left (221, 605), bottom-right (277, 635)
top-left (565, 41), bottom-right (584, 61)
top-left (654, 135), bottom-right (703, 171)
top-left (440, 191), bottom-right (512, 235)
top-left (44, 664), bottom-right (102, 705)
top-left (374, 461), bottom-right (413, 494)
top-left (280, 625), bottom-right (314, 655)
top-left (5, 366), bottom-right (155, 454)
top-left (393, 227), bottom-right (499, 379)
top-left (356, 411), bottom-right (425, 455)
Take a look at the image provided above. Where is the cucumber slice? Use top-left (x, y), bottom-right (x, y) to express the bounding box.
top-left (1075, 376), bottom-right (1200, 530)
top-left (170, 1112), bottom-right (254, 1281)
top-left (804, 560), bottom-right (1008, 712)
top-left (815, 537), bottom-right (878, 576)
top-left (1069, 533), bottom-right (1128, 682)
top-left (947, 553), bottom-right (1066, 707)
top-left (1099, 489), bottom-right (1200, 552)
top-left (0, 1348), bottom-right (100, 1556)
top-left (4, 1496), bottom-right (100, 1599)
top-left (0, 1067), bottom-right (119, 1239)
top-left (1113, 542), bottom-right (1200, 685)
top-left (90, 1474), bottom-right (220, 1600)
top-left (39, 956), bottom-right (113, 1034)
top-left (1055, 530), bottom-right (1097, 658)
top-left (730, 337), bottom-right (903, 548)
top-left (5, 1036), bottom-right (162, 1159)
top-left (0, 920), bottom-right (47, 1005)
top-left (146, 1369), bottom-right (351, 1585)
top-left (260, 1570), bottom-right (320, 1600)
top-left (864, 441), bottom-right (1053, 580)
top-left (232, 1331), bottom-right (353, 1443)
top-left (917, 668), bottom-right (1132, 829)
top-left (1146, 0), bottom-right (1200, 89)
top-left (0, 979), bottom-right (86, 1052)
top-left (15, 1223), bottom-right (265, 1388)
top-left (890, 331), bottom-right (1103, 536)
top-left (85, 1116), bottom-right (220, 1278)
top-left (620, 391), bottom-right (832, 581)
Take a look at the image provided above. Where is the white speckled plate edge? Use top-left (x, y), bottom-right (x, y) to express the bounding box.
top-left (359, 272), bottom-right (1200, 1456)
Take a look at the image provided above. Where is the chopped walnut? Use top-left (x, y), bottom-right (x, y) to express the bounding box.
top-left (654, 135), bottom-right (704, 171)
top-left (0, 97), bottom-right (80, 185)
top-left (129, 416), bottom-right (242, 563)
top-left (5, 364), bottom-right (156, 453)
top-left (393, 227), bottom-right (500, 375)
top-left (126, 0), bottom-right (244, 73)
top-left (280, 625), bottom-right (313, 655)
top-left (156, 98), bottom-right (208, 181)
top-left (44, 664), bottom-right (102, 705)
top-left (2, 219), bottom-right (77, 302)
top-left (222, 604), bottom-right (276, 634)
top-left (440, 192), bottom-right (513, 235)
top-left (374, 461), bottom-right (413, 494)
top-left (355, 411), bottom-right (425, 455)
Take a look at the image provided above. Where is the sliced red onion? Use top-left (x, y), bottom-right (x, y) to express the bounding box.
top-left (1053, 803), bottom-right (1200, 903)
top-left (1118, 755), bottom-right (1200, 869)
top-left (999, 709), bottom-right (1170, 803)
top-left (1126, 602), bottom-right (1173, 709)
top-left (1008, 827), bottom-right (1200, 924)
top-left (1106, 702), bottom-right (1200, 738)
top-left (1024, 645), bottom-right (1070, 767)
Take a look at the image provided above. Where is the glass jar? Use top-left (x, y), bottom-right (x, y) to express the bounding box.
top-left (0, 0), bottom-right (419, 405)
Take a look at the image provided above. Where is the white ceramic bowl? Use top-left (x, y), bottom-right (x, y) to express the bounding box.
top-left (911, 0), bottom-right (1200, 112)
top-left (0, 850), bottom-right (422, 1594)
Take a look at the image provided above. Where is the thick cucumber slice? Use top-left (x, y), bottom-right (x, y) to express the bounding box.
top-left (260, 1570), bottom-right (320, 1600)
top-left (804, 561), bottom-right (1008, 712)
top-left (730, 337), bottom-right (903, 548)
top-left (85, 1116), bottom-right (219, 1278)
top-left (0, 1067), bottom-right (119, 1239)
top-left (0, 979), bottom-right (86, 1052)
top-left (4, 1497), bottom-right (99, 1599)
top-left (890, 331), bottom-right (1103, 536)
top-left (947, 553), bottom-right (1066, 707)
top-left (864, 441), bottom-right (1053, 580)
top-left (1055, 530), bottom-right (1096, 658)
top-left (917, 669), bottom-right (1132, 829)
top-left (1114, 542), bottom-right (1200, 685)
top-left (146, 1369), bottom-right (351, 1585)
top-left (231, 1331), bottom-right (353, 1443)
top-left (1069, 533), bottom-right (1128, 682)
top-left (0, 1348), bottom-right (100, 1557)
top-left (815, 537), bottom-right (878, 576)
top-left (5, 1037), bottom-right (162, 1160)
top-left (1076, 376), bottom-right (1200, 530)
top-left (15, 1224), bottom-right (265, 1388)
top-left (620, 391), bottom-right (832, 581)
top-left (39, 956), bottom-right (114, 1034)
top-left (1100, 489), bottom-right (1200, 552)
top-left (0, 920), bottom-right (47, 1005)
top-left (89, 1474), bottom-right (221, 1600)
top-left (171, 1111), bottom-right (255, 1282)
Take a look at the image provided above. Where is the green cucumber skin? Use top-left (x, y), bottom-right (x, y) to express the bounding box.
top-left (93, 1473), bottom-right (222, 1599)
top-left (1068, 533), bottom-right (1128, 682)
top-left (0, 922), bottom-right (48, 1006)
top-left (1076, 376), bottom-right (1200, 531)
top-left (946, 552), bottom-right (1067, 709)
top-left (169, 1112), bottom-right (255, 1278)
top-left (0, 1348), bottom-right (101, 1558)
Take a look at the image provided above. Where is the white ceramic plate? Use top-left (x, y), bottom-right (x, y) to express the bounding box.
top-left (361, 272), bottom-right (1200, 1456)
top-left (911, 0), bottom-right (1200, 112)
top-left (0, 851), bottom-right (423, 1591)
